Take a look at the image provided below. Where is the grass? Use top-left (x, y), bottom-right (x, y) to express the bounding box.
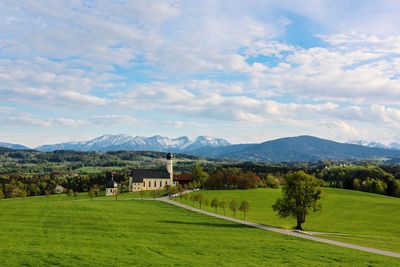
top-left (177, 188), bottom-right (400, 252)
top-left (0, 196), bottom-right (399, 266)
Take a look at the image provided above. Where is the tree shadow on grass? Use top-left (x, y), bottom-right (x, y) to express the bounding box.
top-left (157, 220), bottom-right (249, 229)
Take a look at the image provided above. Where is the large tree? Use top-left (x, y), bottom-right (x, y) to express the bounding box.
top-left (191, 163), bottom-right (209, 188)
top-left (273, 171), bottom-right (322, 230)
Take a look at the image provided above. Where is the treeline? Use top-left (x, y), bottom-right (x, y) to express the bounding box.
top-left (0, 170), bottom-right (130, 199)
top-left (0, 148), bottom-right (209, 174)
top-left (189, 164), bottom-right (283, 190)
top-left (317, 165), bottom-right (400, 197)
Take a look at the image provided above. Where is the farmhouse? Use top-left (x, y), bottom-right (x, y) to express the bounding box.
top-left (129, 152), bottom-right (191, 191)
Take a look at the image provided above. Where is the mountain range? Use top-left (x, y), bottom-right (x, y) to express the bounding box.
top-left (346, 140), bottom-right (400, 150)
top-left (1, 134), bottom-right (400, 162)
top-left (35, 134), bottom-right (231, 153)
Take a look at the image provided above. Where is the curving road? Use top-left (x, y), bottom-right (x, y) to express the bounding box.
top-left (160, 197), bottom-right (400, 259)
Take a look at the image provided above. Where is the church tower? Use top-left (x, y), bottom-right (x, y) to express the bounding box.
top-left (166, 152), bottom-right (173, 186)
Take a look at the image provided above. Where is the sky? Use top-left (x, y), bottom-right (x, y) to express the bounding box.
top-left (1, 0), bottom-right (400, 147)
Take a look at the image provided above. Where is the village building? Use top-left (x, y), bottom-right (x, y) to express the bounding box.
top-left (129, 152), bottom-right (191, 191)
top-left (105, 173), bottom-right (118, 196)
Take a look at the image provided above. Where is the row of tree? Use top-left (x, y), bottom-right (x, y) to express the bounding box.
top-left (181, 192), bottom-right (250, 220)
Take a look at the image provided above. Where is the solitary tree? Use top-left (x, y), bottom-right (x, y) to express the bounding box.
top-left (55, 185), bottom-right (64, 197)
top-left (239, 200), bottom-right (250, 220)
top-left (219, 200), bottom-right (227, 216)
top-left (229, 200), bottom-right (238, 218)
top-left (88, 188), bottom-right (95, 200)
top-left (211, 198), bottom-right (219, 213)
top-left (272, 171), bottom-right (322, 230)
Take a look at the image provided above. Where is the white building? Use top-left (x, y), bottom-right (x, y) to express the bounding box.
top-left (129, 152), bottom-right (177, 191)
top-left (105, 173), bottom-right (118, 196)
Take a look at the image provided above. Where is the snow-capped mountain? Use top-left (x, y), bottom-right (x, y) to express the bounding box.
top-left (0, 142), bottom-right (31, 150)
top-left (389, 143), bottom-right (400, 150)
top-left (347, 140), bottom-right (400, 150)
top-left (35, 134), bottom-right (231, 152)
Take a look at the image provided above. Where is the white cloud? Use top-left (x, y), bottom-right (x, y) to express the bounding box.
top-left (1, 1), bottom-right (400, 144)
top-left (245, 34), bottom-right (400, 104)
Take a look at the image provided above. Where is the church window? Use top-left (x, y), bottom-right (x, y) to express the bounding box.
top-left (160, 181), bottom-right (162, 187)
top-left (154, 181), bottom-right (157, 187)
top-left (148, 181), bottom-right (151, 187)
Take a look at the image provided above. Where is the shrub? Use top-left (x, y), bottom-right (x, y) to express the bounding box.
top-left (265, 174), bottom-right (280, 188)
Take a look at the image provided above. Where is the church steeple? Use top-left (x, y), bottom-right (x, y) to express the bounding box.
top-left (166, 152), bottom-right (173, 186)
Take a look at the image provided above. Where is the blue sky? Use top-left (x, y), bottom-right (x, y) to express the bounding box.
top-left (1, 0), bottom-right (400, 147)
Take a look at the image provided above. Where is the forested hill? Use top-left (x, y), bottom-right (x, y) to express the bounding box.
top-left (192, 136), bottom-right (400, 162)
top-left (0, 148), bottom-right (209, 174)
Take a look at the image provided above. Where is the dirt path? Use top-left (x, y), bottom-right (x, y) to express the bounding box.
top-left (160, 198), bottom-right (400, 259)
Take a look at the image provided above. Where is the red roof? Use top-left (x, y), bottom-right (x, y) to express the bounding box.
top-left (173, 173), bottom-right (192, 181)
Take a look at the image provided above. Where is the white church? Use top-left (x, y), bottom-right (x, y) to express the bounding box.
top-left (128, 152), bottom-right (177, 191)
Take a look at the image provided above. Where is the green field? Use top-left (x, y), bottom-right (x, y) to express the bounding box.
top-left (1, 196), bottom-right (398, 266)
top-left (178, 188), bottom-right (400, 252)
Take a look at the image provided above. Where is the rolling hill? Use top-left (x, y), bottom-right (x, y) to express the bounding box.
top-left (0, 142), bottom-right (31, 150)
top-left (191, 135), bottom-right (400, 162)
top-left (3, 134), bottom-right (400, 162)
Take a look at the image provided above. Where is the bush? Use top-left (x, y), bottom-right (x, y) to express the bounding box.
top-left (265, 174), bottom-right (280, 188)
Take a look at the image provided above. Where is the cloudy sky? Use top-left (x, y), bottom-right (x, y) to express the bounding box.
top-left (1, 0), bottom-right (400, 147)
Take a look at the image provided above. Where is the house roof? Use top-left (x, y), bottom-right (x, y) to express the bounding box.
top-left (173, 173), bottom-right (192, 181)
top-left (106, 178), bottom-right (117, 188)
top-left (131, 169), bottom-right (170, 182)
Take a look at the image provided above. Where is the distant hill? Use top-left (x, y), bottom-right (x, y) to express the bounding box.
top-left (4, 135), bottom-right (400, 162)
top-left (0, 142), bottom-right (31, 150)
top-left (35, 134), bottom-right (231, 153)
top-left (191, 136), bottom-right (400, 162)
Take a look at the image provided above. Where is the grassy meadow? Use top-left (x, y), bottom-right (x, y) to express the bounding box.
top-left (177, 188), bottom-right (400, 252)
top-left (0, 195), bottom-right (399, 266)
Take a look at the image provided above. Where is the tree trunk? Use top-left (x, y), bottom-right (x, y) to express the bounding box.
top-left (296, 213), bottom-right (303, 230)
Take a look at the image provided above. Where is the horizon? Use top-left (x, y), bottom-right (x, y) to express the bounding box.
top-left (1, 1), bottom-right (400, 147)
top-left (2, 133), bottom-right (399, 149)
